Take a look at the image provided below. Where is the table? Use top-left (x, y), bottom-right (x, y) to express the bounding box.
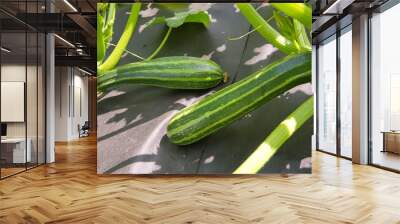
top-left (382, 131), bottom-right (400, 154)
top-left (1, 138), bottom-right (31, 163)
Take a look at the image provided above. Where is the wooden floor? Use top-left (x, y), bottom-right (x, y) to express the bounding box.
top-left (0, 135), bottom-right (400, 224)
top-left (1, 167), bottom-right (26, 178)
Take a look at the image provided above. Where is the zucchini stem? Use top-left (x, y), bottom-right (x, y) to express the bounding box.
top-left (234, 96), bottom-right (313, 174)
top-left (229, 25), bottom-right (261, 41)
top-left (271, 3), bottom-right (312, 30)
top-left (107, 43), bottom-right (145, 60)
top-left (97, 10), bottom-right (105, 64)
top-left (147, 27), bottom-right (172, 61)
top-left (98, 3), bottom-right (141, 74)
top-left (236, 3), bottom-right (299, 54)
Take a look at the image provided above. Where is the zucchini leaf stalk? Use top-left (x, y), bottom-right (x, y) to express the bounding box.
top-left (103, 3), bottom-right (116, 47)
top-left (235, 3), bottom-right (299, 54)
top-left (146, 27), bottom-right (172, 61)
top-left (271, 3), bottom-right (312, 30)
top-left (98, 3), bottom-right (141, 75)
top-left (293, 19), bottom-right (311, 52)
top-left (97, 3), bottom-right (116, 66)
top-left (142, 10), bottom-right (211, 60)
top-left (97, 9), bottom-right (106, 65)
top-left (234, 96), bottom-right (313, 174)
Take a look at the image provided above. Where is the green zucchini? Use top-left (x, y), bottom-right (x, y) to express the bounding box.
top-left (167, 52), bottom-right (311, 145)
top-left (97, 56), bottom-right (224, 91)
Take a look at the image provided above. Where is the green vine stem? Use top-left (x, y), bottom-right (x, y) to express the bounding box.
top-left (97, 10), bottom-right (105, 64)
top-left (98, 3), bottom-right (141, 75)
top-left (235, 3), bottom-right (299, 54)
top-left (107, 43), bottom-right (145, 60)
top-left (104, 3), bottom-right (116, 46)
top-left (146, 27), bottom-right (172, 61)
top-left (271, 3), bottom-right (312, 30)
top-left (293, 19), bottom-right (311, 52)
top-left (234, 96), bottom-right (313, 174)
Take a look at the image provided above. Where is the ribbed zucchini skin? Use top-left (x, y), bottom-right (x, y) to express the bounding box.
top-left (97, 56), bottom-right (223, 90)
top-left (167, 52), bottom-right (311, 145)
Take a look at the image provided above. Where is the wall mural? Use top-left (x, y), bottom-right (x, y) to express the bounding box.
top-left (97, 3), bottom-right (313, 174)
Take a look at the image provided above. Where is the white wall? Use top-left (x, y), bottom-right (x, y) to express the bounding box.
top-left (72, 73), bottom-right (89, 138)
top-left (54, 66), bottom-right (89, 141)
top-left (55, 66), bottom-right (69, 141)
top-left (1, 63), bottom-right (46, 164)
top-left (1, 65), bottom-right (26, 130)
top-left (1, 82), bottom-right (25, 122)
top-left (1, 65), bottom-right (29, 138)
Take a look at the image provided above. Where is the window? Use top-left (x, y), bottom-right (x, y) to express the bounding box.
top-left (0, 0), bottom-right (46, 179)
top-left (370, 3), bottom-right (400, 171)
top-left (339, 26), bottom-right (352, 158)
top-left (317, 35), bottom-right (337, 154)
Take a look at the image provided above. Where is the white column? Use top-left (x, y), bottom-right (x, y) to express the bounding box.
top-left (352, 14), bottom-right (369, 164)
top-left (46, 32), bottom-right (55, 163)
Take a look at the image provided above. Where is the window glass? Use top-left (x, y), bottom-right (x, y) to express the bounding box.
top-left (339, 27), bottom-right (352, 158)
top-left (318, 35), bottom-right (337, 154)
top-left (371, 3), bottom-right (400, 171)
top-left (1, 31), bottom-right (27, 177)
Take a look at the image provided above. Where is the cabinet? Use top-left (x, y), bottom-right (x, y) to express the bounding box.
top-left (382, 132), bottom-right (400, 154)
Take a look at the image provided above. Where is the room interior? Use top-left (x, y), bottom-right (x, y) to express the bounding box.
top-left (0, 0), bottom-right (399, 223)
top-left (0, 0), bottom-right (96, 179)
top-left (370, 3), bottom-right (400, 170)
top-left (0, 30), bottom-right (46, 177)
top-left (312, 0), bottom-right (400, 172)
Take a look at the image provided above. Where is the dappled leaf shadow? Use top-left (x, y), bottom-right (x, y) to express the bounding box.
top-left (102, 87), bottom-right (312, 174)
top-left (97, 84), bottom-right (207, 142)
top-left (104, 134), bottom-right (205, 174)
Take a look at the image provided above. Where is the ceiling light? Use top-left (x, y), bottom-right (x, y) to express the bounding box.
top-left (78, 67), bottom-right (92, 76)
top-left (54, 34), bottom-right (75, 48)
top-left (322, 0), bottom-right (354, 15)
top-left (1, 47), bottom-right (11, 53)
top-left (63, 0), bottom-right (78, 12)
top-left (322, 0), bottom-right (341, 14)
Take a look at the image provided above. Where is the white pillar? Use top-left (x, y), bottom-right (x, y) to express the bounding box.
top-left (46, 32), bottom-right (55, 163)
top-left (352, 14), bottom-right (369, 164)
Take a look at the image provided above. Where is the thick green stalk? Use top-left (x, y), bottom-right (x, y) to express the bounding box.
top-left (236, 3), bottom-right (298, 54)
top-left (234, 96), bottom-right (313, 174)
top-left (271, 3), bottom-right (312, 30)
top-left (104, 3), bottom-right (116, 46)
top-left (97, 10), bottom-right (105, 64)
top-left (98, 3), bottom-right (141, 74)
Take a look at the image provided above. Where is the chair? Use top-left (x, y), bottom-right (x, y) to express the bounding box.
top-left (78, 121), bottom-right (90, 138)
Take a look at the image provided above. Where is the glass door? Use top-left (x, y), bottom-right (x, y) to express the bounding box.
top-left (0, 0), bottom-right (46, 179)
top-left (339, 26), bottom-right (352, 158)
top-left (317, 35), bottom-right (337, 154)
top-left (370, 2), bottom-right (400, 171)
top-left (1, 30), bottom-right (28, 178)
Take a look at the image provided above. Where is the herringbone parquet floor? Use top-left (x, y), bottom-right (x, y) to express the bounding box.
top-left (0, 135), bottom-right (400, 224)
